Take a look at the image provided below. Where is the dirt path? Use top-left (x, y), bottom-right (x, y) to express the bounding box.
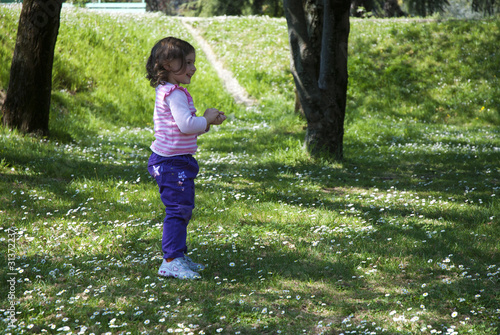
top-left (181, 18), bottom-right (256, 109)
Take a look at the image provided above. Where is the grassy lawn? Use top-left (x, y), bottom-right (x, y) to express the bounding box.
top-left (1, 6), bottom-right (499, 335)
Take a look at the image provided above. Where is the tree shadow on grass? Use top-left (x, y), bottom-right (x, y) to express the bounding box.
top-left (4, 204), bottom-right (495, 334)
top-left (0, 138), bottom-right (154, 232)
top-left (195, 120), bottom-right (499, 279)
top-left (195, 160), bottom-right (497, 266)
top-left (1, 92), bottom-right (498, 334)
top-left (0, 230), bottom-right (366, 334)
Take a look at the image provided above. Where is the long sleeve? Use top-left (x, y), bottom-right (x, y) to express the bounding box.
top-left (167, 89), bottom-right (207, 134)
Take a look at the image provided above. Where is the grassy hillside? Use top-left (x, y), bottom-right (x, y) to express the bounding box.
top-left (1, 5), bottom-right (499, 335)
top-left (1, 6), bottom-right (241, 140)
top-left (194, 16), bottom-right (499, 126)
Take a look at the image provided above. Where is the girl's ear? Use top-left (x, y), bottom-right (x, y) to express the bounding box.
top-left (161, 60), bottom-right (171, 71)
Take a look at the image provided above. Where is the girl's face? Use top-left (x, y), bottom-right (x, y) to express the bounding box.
top-left (166, 52), bottom-right (196, 86)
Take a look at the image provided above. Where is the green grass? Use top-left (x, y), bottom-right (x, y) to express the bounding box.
top-left (195, 17), bottom-right (500, 126)
top-left (1, 5), bottom-right (499, 335)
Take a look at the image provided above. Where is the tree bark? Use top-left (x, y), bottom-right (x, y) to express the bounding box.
top-left (1, 0), bottom-right (63, 136)
top-left (284, 0), bottom-right (350, 161)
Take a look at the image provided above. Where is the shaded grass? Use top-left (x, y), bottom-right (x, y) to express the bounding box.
top-left (1, 6), bottom-right (499, 335)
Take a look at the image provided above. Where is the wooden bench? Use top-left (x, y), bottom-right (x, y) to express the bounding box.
top-left (1, 1), bottom-right (147, 13)
top-left (85, 2), bottom-right (146, 13)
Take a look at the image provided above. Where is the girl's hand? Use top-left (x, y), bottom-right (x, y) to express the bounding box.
top-left (203, 108), bottom-right (220, 124)
top-left (211, 112), bottom-right (226, 125)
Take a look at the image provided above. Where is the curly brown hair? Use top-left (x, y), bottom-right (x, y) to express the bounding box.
top-left (145, 37), bottom-right (195, 88)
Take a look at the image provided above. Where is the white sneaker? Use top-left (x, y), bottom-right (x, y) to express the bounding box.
top-left (158, 258), bottom-right (201, 279)
top-left (183, 255), bottom-right (206, 272)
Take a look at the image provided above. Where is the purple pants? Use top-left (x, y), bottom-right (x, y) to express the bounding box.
top-left (148, 153), bottom-right (199, 260)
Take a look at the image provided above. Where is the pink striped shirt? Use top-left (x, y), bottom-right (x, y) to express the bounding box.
top-left (150, 83), bottom-right (208, 157)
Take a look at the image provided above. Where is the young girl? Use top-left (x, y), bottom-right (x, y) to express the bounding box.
top-left (146, 37), bottom-right (226, 279)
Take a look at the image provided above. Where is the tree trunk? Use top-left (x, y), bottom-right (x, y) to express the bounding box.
top-left (284, 0), bottom-right (350, 161)
top-left (1, 0), bottom-right (62, 136)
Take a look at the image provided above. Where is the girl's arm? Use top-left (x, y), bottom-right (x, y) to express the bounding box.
top-left (168, 89), bottom-right (207, 134)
